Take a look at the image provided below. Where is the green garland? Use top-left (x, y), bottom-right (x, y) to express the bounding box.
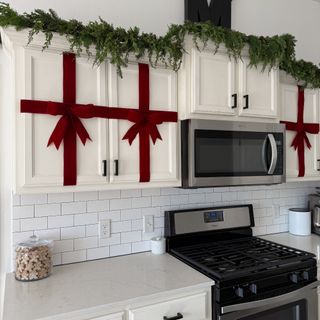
top-left (0, 2), bottom-right (319, 87)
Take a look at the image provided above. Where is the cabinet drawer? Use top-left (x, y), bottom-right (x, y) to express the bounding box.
top-left (89, 312), bottom-right (124, 320)
top-left (128, 292), bottom-right (208, 320)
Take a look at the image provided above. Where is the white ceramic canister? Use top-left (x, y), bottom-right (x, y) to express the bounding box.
top-left (151, 237), bottom-right (166, 255)
top-left (288, 208), bottom-right (311, 236)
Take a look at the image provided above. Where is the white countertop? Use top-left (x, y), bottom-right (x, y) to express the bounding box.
top-left (260, 232), bottom-right (320, 262)
top-left (3, 252), bottom-right (214, 320)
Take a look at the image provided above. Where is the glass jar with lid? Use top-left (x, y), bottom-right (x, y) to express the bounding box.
top-left (15, 235), bottom-right (53, 281)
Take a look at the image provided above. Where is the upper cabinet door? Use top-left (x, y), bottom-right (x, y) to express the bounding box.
top-left (191, 48), bottom-right (237, 115)
top-left (238, 58), bottom-right (278, 119)
top-left (281, 84), bottom-right (320, 179)
top-left (108, 62), bottom-right (179, 186)
top-left (16, 49), bottom-right (108, 191)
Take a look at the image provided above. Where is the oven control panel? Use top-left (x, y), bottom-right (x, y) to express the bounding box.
top-left (204, 210), bottom-right (224, 223)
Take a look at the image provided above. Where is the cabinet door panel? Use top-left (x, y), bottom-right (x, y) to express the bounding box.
top-left (281, 84), bottom-right (319, 179)
top-left (239, 59), bottom-right (278, 118)
top-left (108, 63), bottom-right (178, 185)
top-left (191, 49), bottom-right (236, 115)
top-left (18, 50), bottom-right (108, 189)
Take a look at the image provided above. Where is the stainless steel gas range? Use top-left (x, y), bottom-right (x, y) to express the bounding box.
top-left (165, 205), bottom-right (319, 320)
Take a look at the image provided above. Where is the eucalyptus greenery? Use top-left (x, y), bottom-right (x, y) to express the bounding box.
top-left (0, 2), bottom-right (319, 87)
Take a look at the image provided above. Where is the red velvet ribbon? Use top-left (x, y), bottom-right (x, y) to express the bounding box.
top-left (281, 86), bottom-right (320, 177)
top-left (21, 57), bottom-right (177, 185)
top-left (111, 63), bottom-right (178, 182)
top-left (20, 53), bottom-right (107, 186)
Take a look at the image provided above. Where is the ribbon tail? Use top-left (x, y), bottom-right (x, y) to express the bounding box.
top-left (123, 124), bottom-right (140, 145)
top-left (73, 117), bottom-right (92, 145)
top-left (149, 124), bottom-right (162, 144)
top-left (47, 116), bottom-right (68, 149)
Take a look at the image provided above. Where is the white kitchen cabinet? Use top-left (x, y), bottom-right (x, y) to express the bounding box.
top-left (108, 62), bottom-right (179, 186)
top-left (281, 83), bottom-right (320, 180)
top-left (89, 313), bottom-right (124, 320)
top-left (191, 48), bottom-right (237, 116)
top-left (2, 28), bottom-right (180, 193)
top-left (128, 292), bottom-right (209, 320)
top-left (179, 38), bottom-right (279, 122)
top-left (238, 57), bottom-right (278, 119)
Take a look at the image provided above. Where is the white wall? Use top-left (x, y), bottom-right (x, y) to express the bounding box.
top-left (7, 0), bottom-right (320, 64)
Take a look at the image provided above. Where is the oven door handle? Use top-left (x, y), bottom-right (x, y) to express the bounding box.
top-left (267, 134), bottom-right (278, 175)
top-left (221, 281), bottom-right (320, 314)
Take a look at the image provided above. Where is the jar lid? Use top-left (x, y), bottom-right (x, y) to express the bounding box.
top-left (16, 235), bottom-right (52, 249)
top-left (289, 208), bottom-right (310, 212)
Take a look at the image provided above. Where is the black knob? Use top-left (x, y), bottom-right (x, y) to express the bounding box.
top-left (290, 273), bottom-right (299, 284)
top-left (249, 283), bottom-right (258, 294)
top-left (235, 286), bottom-right (244, 298)
top-left (302, 271), bottom-right (310, 281)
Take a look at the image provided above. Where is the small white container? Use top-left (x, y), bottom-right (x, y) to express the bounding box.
top-left (289, 208), bottom-right (311, 236)
top-left (151, 237), bottom-right (166, 255)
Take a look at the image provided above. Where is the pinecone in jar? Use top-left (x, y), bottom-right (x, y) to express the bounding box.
top-left (15, 235), bottom-right (53, 281)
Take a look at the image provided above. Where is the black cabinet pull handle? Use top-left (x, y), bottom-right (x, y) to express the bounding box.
top-left (231, 94), bottom-right (237, 109)
top-left (243, 94), bottom-right (249, 109)
top-left (163, 313), bottom-right (183, 320)
top-left (114, 160), bottom-right (119, 176)
top-left (317, 159), bottom-right (320, 172)
top-left (102, 160), bottom-right (107, 177)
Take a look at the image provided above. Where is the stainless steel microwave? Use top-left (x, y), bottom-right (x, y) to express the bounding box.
top-left (181, 119), bottom-right (286, 188)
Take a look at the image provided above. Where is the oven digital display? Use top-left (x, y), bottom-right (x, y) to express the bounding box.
top-left (204, 210), bottom-right (224, 223)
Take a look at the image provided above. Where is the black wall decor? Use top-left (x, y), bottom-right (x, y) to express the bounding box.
top-left (185, 0), bottom-right (232, 28)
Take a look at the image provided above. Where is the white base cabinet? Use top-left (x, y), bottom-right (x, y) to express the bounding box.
top-left (1, 28), bottom-right (180, 194)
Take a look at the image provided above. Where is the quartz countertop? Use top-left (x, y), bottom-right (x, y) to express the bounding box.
top-left (3, 252), bottom-right (214, 320)
top-left (260, 232), bottom-right (320, 262)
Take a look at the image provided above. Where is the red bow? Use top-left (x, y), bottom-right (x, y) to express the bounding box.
top-left (281, 86), bottom-right (320, 177)
top-left (122, 110), bottom-right (165, 145)
top-left (46, 102), bottom-right (93, 149)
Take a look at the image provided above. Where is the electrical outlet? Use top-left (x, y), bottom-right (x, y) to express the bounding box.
top-left (99, 219), bottom-right (111, 239)
top-left (143, 215), bottom-right (154, 233)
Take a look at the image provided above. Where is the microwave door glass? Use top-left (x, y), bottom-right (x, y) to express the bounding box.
top-left (194, 130), bottom-right (279, 177)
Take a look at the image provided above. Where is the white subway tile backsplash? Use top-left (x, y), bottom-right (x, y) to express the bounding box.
top-left (48, 215), bottom-right (73, 228)
top-left (35, 204), bottom-right (60, 217)
top-left (121, 231), bottom-right (142, 243)
top-left (74, 192), bottom-right (98, 202)
top-left (10, 182), bottom-right (316, 267)
top-left (21, 217), bottom-right (47, 231)
top-left (62, 250), bottom-right (86, 264)
top-left (87, 200), bottom-right (109, 212)
top-left (13, 206), bottom-right (34, 219)
top-left (112, 220), bottom-right (131, 233)
top-left (74, 237), bottom-right (98, 250)
top-left (61, 226), bottom-right (86, 239)
top-left (74, 213), bottom-right (98, 226)
top-left (21, 194), bottom-right (47, 205)
top-left (62, 202), bottom-right (86, 215)
top-left (48, 193), bottom-right (73, 203)
top-left (87, 247), bottom-right (110, 260)
top-left (110, 243), bottom-right (131, 257)
top-left (110, 198), bottom-right (132, 210)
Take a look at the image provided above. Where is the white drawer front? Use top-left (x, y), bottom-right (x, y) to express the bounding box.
top-left (89, 312), bottom-right (124, 320)
top-left (129, 292), bottom-right (208, 320)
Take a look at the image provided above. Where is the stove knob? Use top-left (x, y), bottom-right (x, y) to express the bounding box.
top-left (235, 286), bottom-right (244, 298)
top-left (249, 283), bottom-right (258, 295)
top-left (302, 270), bottom-right (310, 281)
top-left (290, 272), bottom-right (299, 284)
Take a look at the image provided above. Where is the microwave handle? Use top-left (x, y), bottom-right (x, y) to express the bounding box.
top-left (267, 134), bottom-right (278, 174)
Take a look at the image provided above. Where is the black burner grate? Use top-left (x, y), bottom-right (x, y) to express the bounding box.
top-left (171, 237), bottom-right (315, 280)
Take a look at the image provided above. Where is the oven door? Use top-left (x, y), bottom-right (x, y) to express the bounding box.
top-left (219, 281), bottom-right (319, 320)
top-left (183, 119), bottom-right (285, 188)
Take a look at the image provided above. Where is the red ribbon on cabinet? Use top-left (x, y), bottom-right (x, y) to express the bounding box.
top-left (281, 86), bottom-right (320, 177)
top-left (21, 53), bottom-right (110, 186)
top-left (108, 63), bottom-right (178, 182)
top-left (21, 54), bottom-right (177, 185)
